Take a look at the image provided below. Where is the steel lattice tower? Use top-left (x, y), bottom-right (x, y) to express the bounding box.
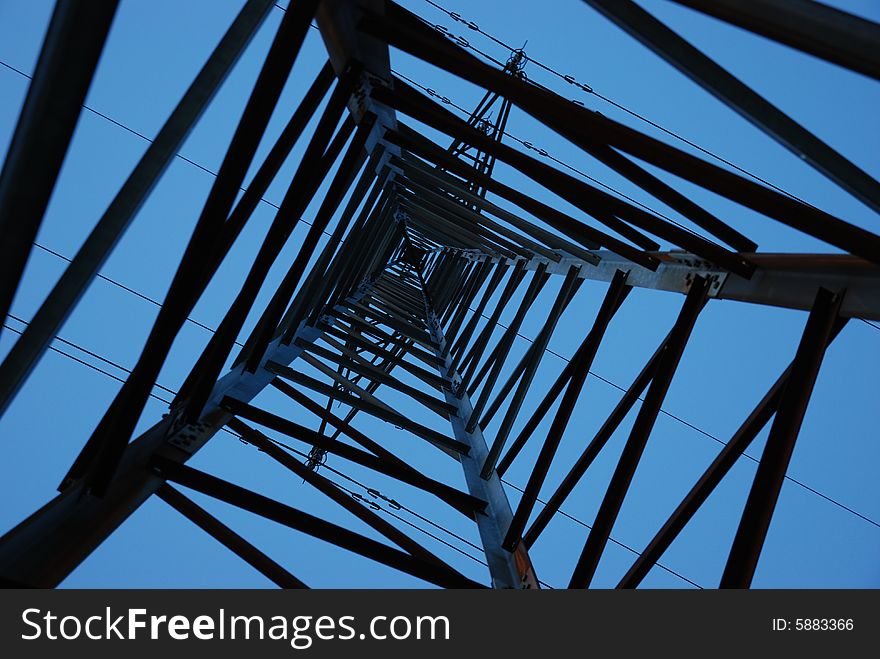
top-left (0, 0), bottom-right (878, 589)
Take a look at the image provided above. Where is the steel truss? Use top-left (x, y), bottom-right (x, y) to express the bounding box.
top-left (0, 0), bottom-right (877, 589)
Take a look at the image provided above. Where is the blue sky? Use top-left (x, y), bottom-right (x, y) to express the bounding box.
top-left (0, 0), bottom-right (878, 588)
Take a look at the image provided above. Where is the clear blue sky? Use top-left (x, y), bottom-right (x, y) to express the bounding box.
top-left (0, 0), bottom-right (878, 588)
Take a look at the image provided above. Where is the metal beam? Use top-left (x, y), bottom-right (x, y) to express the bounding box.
top-left (383, 83), bottom-right (761, 273)
top-left (459, 264), bottom-right (527, 382)
top-left (230, 419), bottom-right (458, 570)
top-left (521, 312), bottom-right (695, 546)
top-left (156, 484), bottom-right (308, 589)
top-left (0, 0), bottom-right (275, 419)
top-left (0, 0), bottom-right (118, 338)
top-left (227, 402), bottom-right (483, 517)
top-left (459, 251), bottom-right (880, 320)
top-left (569, 276), bottom-right (709, 588)
top-left (0, 276), bottom-right (372, 585)
top-left (449, 259), bottom-right (510, 363)
top-left (365, 3), bottom-right (880, 264)
top-left (718, 254), bottom-right (880, 320)
top-left (266, 363), bottom-right (469, 456)
top-left (298, 340), bottom-right (454, 417)
top-left (720, 287), bottom-right (844, 588)
top-left (670, 0), bottom-right (880, 80)
top-left (480, 266), bottom-right (582, 476)
top-left (385, 127), bottom-right (658, 269)
top-left (466, 264), bottom-right (549, 430)
top-left (242, 111), bottom-right (377, 375)
top-left (421, 281), bottom-right (539, 589)
top-left (153, 457), bottom-right (483, 589)
top-left (618, 316), bottom-right (848, 588)
top-left (64, 0), bottom-right (323, 494)
top-left (503, 270), bottom-right (631, 551)
top-left (585, 0), bottom-right (880, 214)
top-left (394, 155), bottom-right (599, 264)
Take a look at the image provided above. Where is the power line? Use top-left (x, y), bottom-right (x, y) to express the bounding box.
top-left (4, 309), bottom-right (495, 579)
top-left (0, 59), bottom-right (334, 240)
top-left (2, 6), bottom-right (874, 585)
top-left (500, 478), bottom-right (701, 588)
top-left (390, 69), bottom-right (725, 249)
top-left (418, 0), bottom-right (815, 208)
top-left (5, 312), bottom-right (177, 398)
top-left (19, 231), bottom-right (880, 536)
top-left (2, 309), bottom-right (700, 588)
top-left (472, 306), bottom-right (880, 532)
top-left (30, 241), bottom-right (245, 348)
top-left (2, 321), bottom-right (174, 407)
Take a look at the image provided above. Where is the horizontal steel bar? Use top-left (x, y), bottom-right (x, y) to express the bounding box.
top-left (461, 251), bottom-right (880, 320)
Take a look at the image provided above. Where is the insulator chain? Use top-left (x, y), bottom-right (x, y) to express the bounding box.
top-left (234, 431), bottom-right (402, 512)
top-left (422, 85), bottom-right (453, 106)
top-left (350, 487), bottom-right (403, 512)
top-left (426, 6), bottom-right (597, 104)
top-left (518, 140), bottom-right (549, 158)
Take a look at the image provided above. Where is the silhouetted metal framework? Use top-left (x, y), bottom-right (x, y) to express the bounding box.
top-left (0, 0), bottom-right (877, 589)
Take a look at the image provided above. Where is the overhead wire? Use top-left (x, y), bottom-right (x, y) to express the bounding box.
top-left (2, 307), bottom-right (704, 588)
top-left (0, 59), bottom-right (336, 241)
top-left (500, 478), bottom-right (701, 588)
top-left (1, 3), bottom-right (875, 588)
top-left (29, 242), bottom-right (239, 346)
top-left (418, 0), bottom-right (817, 208)
top-left (4, 58), bottom-right (876, 543)
top-left (472, 308), bottom-right (880, 532)
top-left (2, 311), bottom-right (495, 580)
top-left (21, 230), bottom-right (880, 536)
top-left (2, 320), bottom-right (174, 407)
top-left (388, 69), bottom-right (726, 249)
